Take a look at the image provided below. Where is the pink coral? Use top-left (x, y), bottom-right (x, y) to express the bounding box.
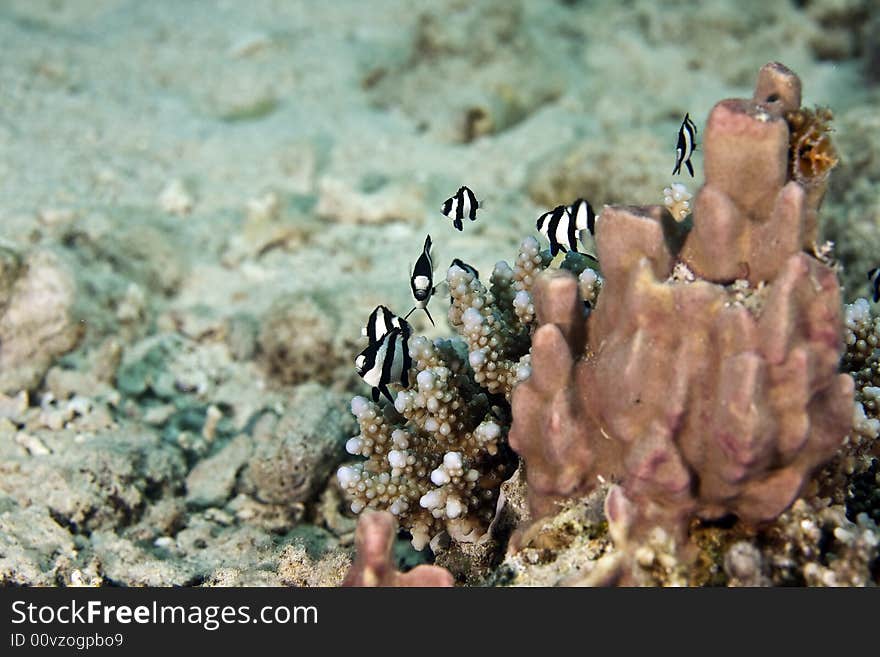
top-left (342, 511), bottom-right (454, 587)
top-left (509, 62), bottom-right (854, 540)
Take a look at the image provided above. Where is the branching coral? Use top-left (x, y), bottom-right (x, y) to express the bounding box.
top-left (757, 498), bottom-right (879, 587)
top-left (832, 296), bottom-right (880, 520)
top-left (337, 237), bottom-right (603, 552)
top-left (446, 236), bottom-right (548, 399)
top-left (338, 336), bottom-right (512, 550)
top-left (662, 182), bottom-right (692, 222)
top-left (509, 62), bottom-right (854, 550)
top-left (843, 298), bottom-right (880, 420)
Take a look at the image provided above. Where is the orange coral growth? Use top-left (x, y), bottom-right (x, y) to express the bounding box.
top-left (785, 106), bottom-right (838, 186)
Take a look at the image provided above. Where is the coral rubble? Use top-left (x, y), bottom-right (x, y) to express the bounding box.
top-left (0, 248), bottom-right (82, 394)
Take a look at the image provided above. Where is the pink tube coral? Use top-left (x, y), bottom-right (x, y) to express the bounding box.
top-left (509, 62), bottom-right (854, 541)
top-left (342, 511), bottom-right (454, 587)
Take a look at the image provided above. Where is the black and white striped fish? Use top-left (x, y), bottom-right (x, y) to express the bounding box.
top-left (362, 305), bottom-right (409, 344)
top-left (449, 258), bottom-right (479, 302)
top-left (355, 326), bottom-right (412, 404)
top-left (450, 257), bottom-right (479, 280)
top-left (569, 198), bottom-right (596, 236)
top-left (672, 113), bottom-right (697, 177)
top-left (405, 235), bottom-right (438, 326)
top-left (441, 186), bottom-right (480, 231)
top-left (868, 268), bottom-right (880, 303)
top-left (536, 199), bottom-right (596, 258)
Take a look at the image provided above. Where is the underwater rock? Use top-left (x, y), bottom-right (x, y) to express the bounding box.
top-left (0, 423), bottom-right (186, 533)
top-left (89, 530), bottom-right (200, 586)
top-left (48, 212), bottom-right (188, 354)
top-left (45, 338), bottom-right (123, 404)
top-left (117, 331), bottom-right (269, 444)
top-left (257, 291), bottom-right (356, 386)
top-left (116, 333), bottom-right (189, 398)
top-left (185, 434), bottom-right (252, 508)
top-left (240, 383), bottom-right (353, 506)
top-left (276, 542), bottom-right (350, 587)
top-left (0, 248), bottom-right (82, 394)
top-left (0, 505), bottom-right (78, 586)
top-left (224, 312), bottom-right (260, 361)
top-left (158, 179), bottom-right (196, 216)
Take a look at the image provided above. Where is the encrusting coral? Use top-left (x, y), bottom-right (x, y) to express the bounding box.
top-left (509, 62), bottom-right (855, 553)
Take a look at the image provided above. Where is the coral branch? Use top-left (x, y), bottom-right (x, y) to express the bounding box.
top-left (342, 511), bottom-right (454, 587)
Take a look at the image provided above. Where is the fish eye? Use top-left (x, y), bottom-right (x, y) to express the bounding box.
top-left (415, 290), bottom-right (428, 301)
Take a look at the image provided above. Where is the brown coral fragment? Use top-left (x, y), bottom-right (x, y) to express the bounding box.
top-left (786, 106), bottom-right (838, 188)
top-left (510, 62), bottom-right (854, 544)
top-left (341, 511), bottom-right (454, 587)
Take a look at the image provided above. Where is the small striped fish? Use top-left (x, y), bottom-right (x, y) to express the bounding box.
top-left (868, 268), bottom-right (880, 303)
top-left (405, 235), bottom-right (438, 326)
top-left (673, 113), bottom-right (697, 177)
top-left (536, 198), bottom-right (596, 258)
top-left (362, 305), bottom-right (409, 345)
top-left (450, 258), bottom-right (479, 280)
top-left (441, 186), bottom-right (480, 231)
top-left (355, 326), bottom-right (412, 404)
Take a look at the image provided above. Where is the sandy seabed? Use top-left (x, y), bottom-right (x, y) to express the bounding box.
top-left (0, 0), bottom-right (878, 586)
